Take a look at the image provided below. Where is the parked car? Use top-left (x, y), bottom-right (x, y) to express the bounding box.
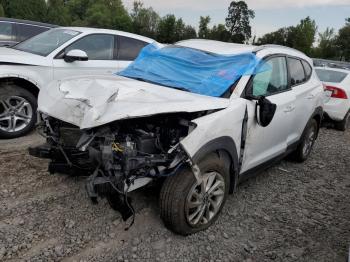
top-left (0, 17), bottom-right (57, 47)
top-left (315, 66), bottom-right (350, 131)
top-left (29, 40), bottom-right (324, 235)
top-left (0, 27), bottom-right (156, 138)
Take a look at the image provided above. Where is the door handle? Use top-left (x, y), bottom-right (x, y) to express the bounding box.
top-left (284, 105), bottom-right (295, 113)
top-left (306, 94), bottom-right (315, 100)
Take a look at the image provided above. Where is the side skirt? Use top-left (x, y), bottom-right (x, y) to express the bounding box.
top-left (238, 140), bottom-right (299, 183)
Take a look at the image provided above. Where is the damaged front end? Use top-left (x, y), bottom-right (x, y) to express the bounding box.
top-left (29, 112), bottom-right (200, 223)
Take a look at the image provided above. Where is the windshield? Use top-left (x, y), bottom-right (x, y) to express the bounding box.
top-left (315, 69), bottom-right (348, 83)
top-left (118, 44), bottom-right (262, 97)
top-left (13, 29), bottom-right (81, 56)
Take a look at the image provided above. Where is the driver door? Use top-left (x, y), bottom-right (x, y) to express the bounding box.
top-left (52, 34), bottom-right (119, 80)
top-left (240, 56), bottom-right (297, 173)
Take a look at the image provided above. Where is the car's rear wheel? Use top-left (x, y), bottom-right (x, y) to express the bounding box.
top-left (291, 119), bottom-right (318, 162)
top-left (159, 152), bottom-right (230, 235)
top-left (0, 85), bottom-right (37, 139)
top-left (334, 111), bottom-right (350, 131)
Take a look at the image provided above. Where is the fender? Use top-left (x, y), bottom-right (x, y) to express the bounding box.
top-left (0, 74), bottom-right (41, 89)
top-left (191, 136), bottom-right (239, 194)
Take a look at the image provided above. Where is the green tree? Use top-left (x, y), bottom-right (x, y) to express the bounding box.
top-left (46, 0), bottom-right (71, 25)
top-left (225, 1), bottom-right (255, 43)
top-left (209, 24), bottom-right (231, 41)
top-left (5, 0), bottom-right (47, 21)
top-left (0, 4), bottom-right (4, 17)
top-left (292, 17), bottom-right (317, 55)
top-left (198, 16), bottom-right (211, 39)
top-left (337, 18), bottom-right (350, 61)
top-left (131, 1), bottom-right (160, 39)
top-left (257, 27), bottom-right (296, 47)
top-left (313, 28), bottom-right (337, 59)
top-left (67, 0), bottom-right (90, 26)
top-left (84, 0), bottom-right (132, 31)
top-left (182, 25), bottom-right (197, 39)
top-left (157, 14), bottom-right (176, 43)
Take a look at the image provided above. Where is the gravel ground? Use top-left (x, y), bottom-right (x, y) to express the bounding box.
top-left (0, 128), bottom-right (349, 262)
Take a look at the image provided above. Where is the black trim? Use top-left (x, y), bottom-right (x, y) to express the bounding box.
top-left (0, 62), bottom-right (37, 66)
top-left (238, 140), bottom-right (299, 183)
top-left (192, 136), bottom-right (239, 194)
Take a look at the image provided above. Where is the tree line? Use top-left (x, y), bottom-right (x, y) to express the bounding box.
top-left (0, 0), bottom-right (349, 61)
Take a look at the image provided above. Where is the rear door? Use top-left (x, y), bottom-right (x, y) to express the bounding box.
top-left (241, 56), bottom-right (297, 173)
top-left (117, 35), bottom-right (149, 71)
top-left (53, 33), bottom-right (118, 80)
top-left (289, 58), bottom-right (321, 142)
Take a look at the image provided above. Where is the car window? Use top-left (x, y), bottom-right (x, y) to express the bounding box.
top-left (118, 36), bottom-right (148, 60)
top-left (17, 24), bottom-right (48, 42)
top-left (315, 69), bottom-right (348, 83)
top-left (13, 28), bottom-right (80, 56)
top-left (0, 22), bottom-right (14, 41)
top-left (252, 56), bottom-right (288, 96)
top-left (288, 58), bottom-right (306, 86)
top-left (65, 34), bottom-right (115, 60)
top-left (302, 60), bottom-right (312, 80)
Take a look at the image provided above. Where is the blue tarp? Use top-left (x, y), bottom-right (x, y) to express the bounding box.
top-left (118, 43), bottom-right (263, 97)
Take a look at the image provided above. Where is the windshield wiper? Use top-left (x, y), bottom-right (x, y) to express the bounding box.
top-left (130, 77), bottom-right (189, 93)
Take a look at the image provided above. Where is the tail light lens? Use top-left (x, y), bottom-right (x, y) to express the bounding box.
top-left (324, 85), bottom-right (348, 99)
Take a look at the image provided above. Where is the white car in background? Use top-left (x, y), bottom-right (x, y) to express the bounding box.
top-left (0, 27), bottom-right (155, 138)
top-left (315, 67), bottom-right (350, 130)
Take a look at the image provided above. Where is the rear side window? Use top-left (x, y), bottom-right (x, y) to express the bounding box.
top-left (17, 24), bottom-right (48, 42)
top-left (0, 22), bottom-right (14, 41)
top-left (315, 69), bottom-right (348, 83)
top-left (118, 36), bottom-right (148, 61)
top-left (302, 60), bottom-right (312, 80)
top-left (288, 58), bottom-right (306, 86)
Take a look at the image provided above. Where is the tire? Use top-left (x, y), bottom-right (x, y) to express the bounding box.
top-left (159, 152), bottom-right (230, 235)
top-left (291, 119), bottom-right (318, 163)
top-left (334, 111), bottom-right (350, 131)
top-left (0, 84), bottom-right (37, 139)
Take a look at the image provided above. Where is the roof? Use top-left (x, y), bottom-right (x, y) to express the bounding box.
top-left (0, 17), bottom-right (57, 28)
top-left (176, 39), bottom-right (310, 61)
top-left (60, 27), bottom-right (156, 44)
top-left (176, 39), bottom-right (257, 55)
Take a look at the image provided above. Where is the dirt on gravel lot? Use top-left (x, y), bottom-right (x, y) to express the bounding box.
top-left (0, 128), bottom-right (349, 262)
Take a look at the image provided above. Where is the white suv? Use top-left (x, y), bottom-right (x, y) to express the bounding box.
top-left (0, 27), bottom-right (155, 138)
top-left (30, 40), bottom-right (324, 235)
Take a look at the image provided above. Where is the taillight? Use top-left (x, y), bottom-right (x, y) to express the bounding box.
top-left (324, 85), bottom-right (348, 99)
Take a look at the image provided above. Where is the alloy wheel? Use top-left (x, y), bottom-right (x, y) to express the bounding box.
top-left (0, 96), bottom-right (33, 133)
top-left (185, 171), bottom-right (225, 226)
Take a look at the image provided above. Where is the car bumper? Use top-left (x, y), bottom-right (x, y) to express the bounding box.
top-left (324, 97), bottom-right (350, 121)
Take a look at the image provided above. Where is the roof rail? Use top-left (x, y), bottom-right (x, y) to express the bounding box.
top-left (253, 44), bottom-right (306, 56)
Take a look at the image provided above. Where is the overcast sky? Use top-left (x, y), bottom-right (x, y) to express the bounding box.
top-left (123, 0), bottom-right (350, 37)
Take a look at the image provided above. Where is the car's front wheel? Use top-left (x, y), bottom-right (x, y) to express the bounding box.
top-left (0, 85), bottom-right (37, 139)
top-left (159, 152), bottom-right (230, 235)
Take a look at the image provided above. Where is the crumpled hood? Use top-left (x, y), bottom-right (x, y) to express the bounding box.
top-left (0, 47), bottom-right (49, 66)
top-left (38, 75), bottom-right (231, 129)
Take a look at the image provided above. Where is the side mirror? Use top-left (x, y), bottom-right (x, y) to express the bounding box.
top-left (256, 96), bottom-right (277, 127)
top-left (64, 49), bottom-right (88, 63)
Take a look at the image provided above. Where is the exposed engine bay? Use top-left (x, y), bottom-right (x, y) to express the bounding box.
top-left (29, 112), bottom-right (207, 225)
